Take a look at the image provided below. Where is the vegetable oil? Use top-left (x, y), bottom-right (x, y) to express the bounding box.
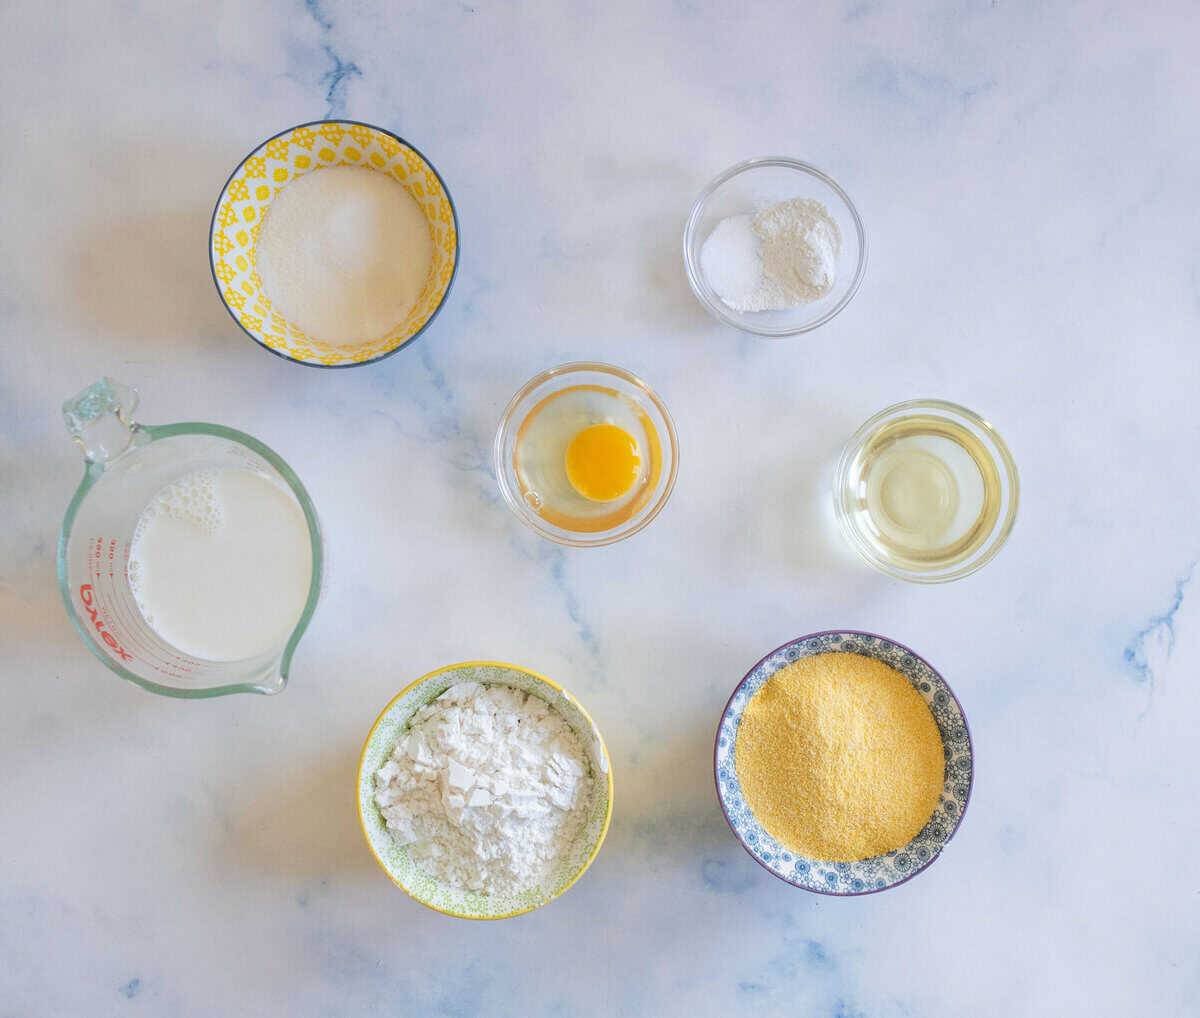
top-left (835, 403), bottom-right (1017, 580)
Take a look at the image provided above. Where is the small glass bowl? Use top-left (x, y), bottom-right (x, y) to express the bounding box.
top-left (683, 157), bottom-right (867, 337)
top-left (494, 362), bottom-right (679, 547)
top-left (833, 399), bottom-right (1019, 583)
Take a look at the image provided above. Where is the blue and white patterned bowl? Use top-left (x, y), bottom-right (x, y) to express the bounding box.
top-left (714, 631), bottom-right (973, 895)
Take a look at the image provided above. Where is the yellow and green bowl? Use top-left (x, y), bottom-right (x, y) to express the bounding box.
top-left (209, 119), bottom-right (459, 367)
top-left (357, 661), bottom-right (614, 919)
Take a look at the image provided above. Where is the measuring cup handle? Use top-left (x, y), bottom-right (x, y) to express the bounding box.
top-left (62, 377), bottom-right (142, 464)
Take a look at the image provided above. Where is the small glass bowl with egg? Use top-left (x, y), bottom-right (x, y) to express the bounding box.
top-left (494, 363), bottom-right (678, 547)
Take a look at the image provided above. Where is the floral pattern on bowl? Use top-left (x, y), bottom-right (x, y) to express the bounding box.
top-left (209, 119), bottom-right (458, 367)
top-left (357, 661), bottom-right (613, 919)
top-left (714, 630), bottom-right (973, 895)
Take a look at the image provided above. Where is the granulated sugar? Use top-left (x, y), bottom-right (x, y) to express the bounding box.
top-left (254, 165), bottom-right (433, 347)
top-left (373, 682), bottom-right (594, 896)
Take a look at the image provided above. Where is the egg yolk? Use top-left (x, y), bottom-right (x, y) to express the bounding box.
top-left (565, 425), bottom-right (641, 502)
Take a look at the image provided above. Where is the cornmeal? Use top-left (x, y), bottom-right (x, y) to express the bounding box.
top-left (734, 652), bottom-right (944, 862)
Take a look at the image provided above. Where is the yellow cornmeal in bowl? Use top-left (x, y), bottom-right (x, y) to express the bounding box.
top-left (734, 652), bottom-right (944, 862)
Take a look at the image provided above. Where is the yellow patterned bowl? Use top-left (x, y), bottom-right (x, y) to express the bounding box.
top-left (209, 120), bottom-right (459, 367)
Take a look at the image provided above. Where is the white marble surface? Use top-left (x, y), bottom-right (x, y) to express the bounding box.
top-left (3, 1), bottom-right (1198, 1014)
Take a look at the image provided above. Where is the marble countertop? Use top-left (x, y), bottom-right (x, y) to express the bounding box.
top-left (3, 1), bottom-right (1198, 1015)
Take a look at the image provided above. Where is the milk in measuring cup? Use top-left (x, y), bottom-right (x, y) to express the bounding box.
top-left (128, 467), bottom-right (312, 661)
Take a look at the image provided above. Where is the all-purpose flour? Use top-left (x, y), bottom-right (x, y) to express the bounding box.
top-left (700, 197), bottom-right (841, 312)
top-left (373, 682), bottom-right (593, 896)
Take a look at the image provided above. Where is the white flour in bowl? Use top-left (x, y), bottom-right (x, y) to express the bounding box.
top-left (373, 682), bottom-right (594, 897)
top-left (700, 197), bottom-right (840, 312)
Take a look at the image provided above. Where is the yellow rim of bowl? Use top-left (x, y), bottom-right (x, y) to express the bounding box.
top-left (355, 660), bottom-right (615, 920)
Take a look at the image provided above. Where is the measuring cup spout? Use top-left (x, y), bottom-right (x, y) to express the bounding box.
top-left (63, 378), bottom-right (143, 465)
top-left (258, 662), bottom-right (288, 696)
top-left (262, 602), bottom-right (320, 695)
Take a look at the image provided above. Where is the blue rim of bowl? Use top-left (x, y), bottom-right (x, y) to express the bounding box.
top-left (713, 630), bottom-right (974, 896)
top-left (208, 119), bottom-right (460, 369)
top-left (682, 156), bottom-right (868, 337)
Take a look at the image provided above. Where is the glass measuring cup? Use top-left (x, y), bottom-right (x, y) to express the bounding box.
top-left (57, 378), bottom-right (323, 698)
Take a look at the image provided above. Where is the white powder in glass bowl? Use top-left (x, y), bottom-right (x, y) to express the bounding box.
top-left (700, 197), bottom-right (840, 312)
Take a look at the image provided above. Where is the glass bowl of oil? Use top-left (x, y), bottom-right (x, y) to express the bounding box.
top-left (833, 399), bottom-right (1018, 583)
top-left (494, 362), bottom-right (679, 547)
